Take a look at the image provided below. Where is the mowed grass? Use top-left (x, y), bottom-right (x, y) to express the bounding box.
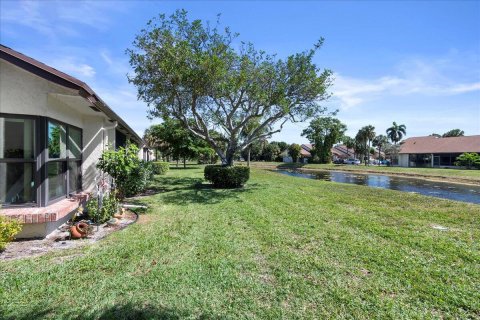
top-left (1, 167), bottom-right (479, 319)
top-left (248, 161), bottom-right (480, 183)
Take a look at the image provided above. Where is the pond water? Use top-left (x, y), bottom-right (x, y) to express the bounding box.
top-left (276, 170), bottom-right (480, 205)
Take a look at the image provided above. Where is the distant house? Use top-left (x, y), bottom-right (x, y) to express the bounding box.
top-left (282, 144), bottom-right (355, 163)
top-left (0, 45), bottom-right (145, 238)
top-left (398, 135), bottom-right (480, 167)
top-left (331, 145), bottom-right (356, 161)
top-left (282, 144), bottom-right (312, 163)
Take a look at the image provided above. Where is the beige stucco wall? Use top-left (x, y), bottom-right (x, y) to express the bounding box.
top-left (0, 59), bottom-right (115, 194)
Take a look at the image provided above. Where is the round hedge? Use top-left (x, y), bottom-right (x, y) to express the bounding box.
top-left (204, 165), bottom-right (250, 188)
top-left (151, 161), bottom-right (170, 175)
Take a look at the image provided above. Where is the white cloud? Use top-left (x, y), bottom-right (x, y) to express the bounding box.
top-left (0, 1), bottom-right (59, 39)
top-left (100, 50), bottom-right (113, 66)
top-left (333, 55), bottom-right (480, 110)
top-left (449, 83), bottom-right (480, 94)
top-left (52, 58), bottom-right (96, 78)
top-left (0, 0), bottom-right (127, 40)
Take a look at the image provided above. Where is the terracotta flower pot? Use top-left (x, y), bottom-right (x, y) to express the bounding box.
top-left (76, 222), bottom-right (89, 234)
top-left (70, 222), bottom-right (89, 239)
top-left (70, 226), bottom-right (83, 239)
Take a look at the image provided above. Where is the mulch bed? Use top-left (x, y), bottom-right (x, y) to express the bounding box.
top-left (0, 210), bottom-right (137, 261)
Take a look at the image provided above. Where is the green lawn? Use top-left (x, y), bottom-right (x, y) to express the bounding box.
top-left (1, 167), bottom-right (479, 319)
top-left (247, 161), bottom-right (480, 184)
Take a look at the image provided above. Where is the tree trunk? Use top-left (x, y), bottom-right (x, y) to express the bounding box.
top-left (247, 147), bottom-right (251, 167)
top-left (394, 142), bottom-right (397, 166)
top-left (364, 142), bottom-right (368, 166)
top-left (224, 142), bottom-right (237, 166)
top-left (176, 159), bottom-right (179, 167)
top-left (183, 156), bottom-right (186, 168)
top-left (225, 155), bottom-right (234, 166)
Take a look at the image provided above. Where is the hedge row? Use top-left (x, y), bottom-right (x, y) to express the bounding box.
top-left (204, 165), bottom-right (250, 188)
top-left (152, 161), bottom-right (170, 175)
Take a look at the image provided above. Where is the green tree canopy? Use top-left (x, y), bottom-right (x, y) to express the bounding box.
top-left (386, 122), bottom-right (406, 145)
top-left (144, 120), bottom-right (217, 167)
top-left (455, 153), bottom-right (480, 169)
top-left (386, 121), bottom-right (406, 164)
top-left (288, 143), bottom-right (302, 163)
top-left (373, 134), bottom-right (389, 160)
top-left (301, 117), bottom-right (347, 163)
top-left (262, 143), bottom-right (281, 162)
top-left (271, 141), bottom-right (288, 153)
top-left (128, 10), bottom-right (332, 165)
top-left (442, 129), bottom-right (465, 137)
top-left (355, 125), bottom-right (375, 165)
top-left (342, 136), bottom-right (355, 157)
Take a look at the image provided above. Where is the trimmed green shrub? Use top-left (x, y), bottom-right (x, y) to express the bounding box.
top-left (152, 161), bottom-right (170, 175)
top-left (455, 152), bottom-right (480, 169)
top-left (97, 143), bottom-right (153, 198)
top-left (85, 198), bottom-right (100, 222)
top-left (204, 165), bottom-right (250, 188)
top-left (86, 192), bottom-right (119, 224)
top-left (0, 216), bottom-right (22, 251)
top-left (120, 161), bottom-right (153, 197)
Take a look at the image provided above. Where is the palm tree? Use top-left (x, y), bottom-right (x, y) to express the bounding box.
top-left (386, 122), bottom-right (407, 144)
top-left (355, 128), bottom-right (368, 165)
top-left (343, 136), bottom-right (355, 157)
top-left (386, 122), bottom-right (407, 165)
top-left (358, 125), bottom-right (375, 166)
top-left (373, 134), bottom-right (388, 161)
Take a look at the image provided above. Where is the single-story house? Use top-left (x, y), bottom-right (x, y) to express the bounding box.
top-left (398, 135), bottom-right (480, 168)
top-left (282, 144), bottom-right (313, 163)
top-left (282, 144), bottom-right (357, 163)
top-left (0, 45), bottom-right (145, 238)
top-left (331, 145), bottom-right (356, 161)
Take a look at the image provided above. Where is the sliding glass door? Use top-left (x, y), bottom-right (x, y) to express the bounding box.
top-left (47, 120), bottom-right (67, 202)
top-left (47, 120), bottom-right (82, 203)
top-left (0, 117), bottom-right (36, 205)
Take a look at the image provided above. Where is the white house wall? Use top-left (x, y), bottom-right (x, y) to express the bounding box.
top-left (0, 60), bottom-right (115, 194)
top-left (398, 154), bottom-right (409, 167)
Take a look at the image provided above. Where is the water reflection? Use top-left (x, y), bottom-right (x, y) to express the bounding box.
top-left (277, 170), bottom-right (480, 205)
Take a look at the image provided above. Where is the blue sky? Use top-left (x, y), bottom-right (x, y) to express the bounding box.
top-left (1, 0), bottom-right (479, 143)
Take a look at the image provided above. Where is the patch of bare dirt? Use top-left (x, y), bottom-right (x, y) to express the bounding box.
top-left (0, 210), bottom-right (137, 261)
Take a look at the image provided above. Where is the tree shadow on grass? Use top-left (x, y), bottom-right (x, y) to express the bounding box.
top-left (161, 179), bottom-right (260, 205)
top-left (169, 165), bottom-right (202, 170)
top-left (5, 302), bottom-right (222, 320)
top-left (276, 163), bottom-right (305, 169)
top-left (124, 176), bottom-right (260, 206)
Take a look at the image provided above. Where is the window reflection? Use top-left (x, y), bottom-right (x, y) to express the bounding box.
top-left (68, 127), bottom-right (82, 159)
top-left (48, 121), bottom-right (66, 159)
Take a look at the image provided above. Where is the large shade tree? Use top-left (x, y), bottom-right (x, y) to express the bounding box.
top-left (288, 143), bottom-right (302, 163)
top-left (301, 117), bottom-right (347, 163)
top-left (128, 10), bottom-right (332, 166)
